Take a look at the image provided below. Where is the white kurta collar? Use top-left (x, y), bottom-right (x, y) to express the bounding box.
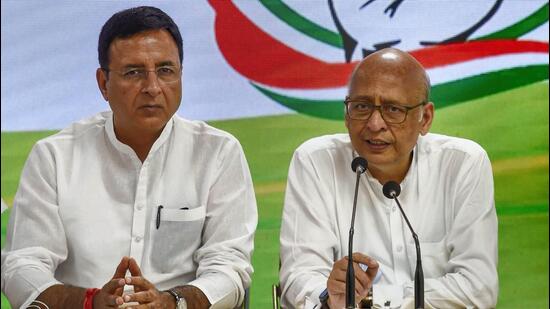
top-left (104, 111), bottom-right (175, 162)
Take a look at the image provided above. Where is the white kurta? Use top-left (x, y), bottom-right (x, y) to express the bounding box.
top-left (1, 111), bottom-right (258, 308)
top-left (280, 133), bottom-right (498, 308)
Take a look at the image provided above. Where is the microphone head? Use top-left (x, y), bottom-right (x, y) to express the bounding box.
top-left (383, 181), bottom-right (401, 199)
top-left (351, 157), bottom-right (368, 174)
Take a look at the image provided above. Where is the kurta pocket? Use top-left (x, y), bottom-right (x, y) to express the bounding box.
top-left (150, 206), bottom-right (206, 273)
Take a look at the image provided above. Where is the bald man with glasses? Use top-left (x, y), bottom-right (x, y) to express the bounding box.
top-left (279, 48), bottom-right (498, 309)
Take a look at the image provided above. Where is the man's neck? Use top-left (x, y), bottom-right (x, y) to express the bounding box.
top-left (114, 126), bottom-right (163, 162)
top-left (369, 152), bottom-right (413, 185)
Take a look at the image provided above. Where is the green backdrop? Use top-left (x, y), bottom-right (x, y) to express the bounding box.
top-left (1, 82), bottom-right (548, 308)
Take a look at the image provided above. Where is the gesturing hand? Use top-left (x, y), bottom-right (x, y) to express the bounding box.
top-left (327, 253), bottom-right (379, 309)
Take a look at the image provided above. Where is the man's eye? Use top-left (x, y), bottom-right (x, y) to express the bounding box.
top-left (385, 105), bottom-right (403, 113)
top-left (157, 67), bottom-right (176, 75)
top-left (354, 103), bottom-right (371, 110)
top-left (123, 69), bottom-right (142, 77)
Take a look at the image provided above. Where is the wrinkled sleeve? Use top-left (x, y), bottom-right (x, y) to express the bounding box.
top-left (387, 150), bottom-right (499, 308)
top-left (279, 150), bottom-right (337, 309)
top-left (188, 138), bottom-right (257, 308)
top-left (1, 143), bottom-right (67, 308)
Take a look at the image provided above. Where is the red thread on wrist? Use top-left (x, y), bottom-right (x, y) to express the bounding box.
top-left (83, 288), bottom-right (100, 309)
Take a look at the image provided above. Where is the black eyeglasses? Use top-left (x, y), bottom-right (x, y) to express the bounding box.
top-left (103, 65), bottom-right (181, 84)
top-left (344, 96), bottom-right (426, 124)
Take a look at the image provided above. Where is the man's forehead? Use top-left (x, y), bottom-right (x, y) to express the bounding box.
top-left (108, 29), bottom-right (179, 64)
top-left (110, 29), bottom-right (175, 49)
top-left (348, 69), bottom-right (427, 103)
top-left (347, 94), bottom-right (404, 105)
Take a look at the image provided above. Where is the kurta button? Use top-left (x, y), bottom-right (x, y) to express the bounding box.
top-left (396, 245), bottom-right (403, 252)
top-left (135, 236), bottom-right (142, 242)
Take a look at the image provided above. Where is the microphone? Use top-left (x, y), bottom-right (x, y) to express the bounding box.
top-left (351, 157), bottom-right (367, 174)
top-left (346, 157), bottom-right (368, 308)
top-left (383, 181), bottom-right (424, 309)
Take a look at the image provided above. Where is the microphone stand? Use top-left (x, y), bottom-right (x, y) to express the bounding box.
top-left (391, 193), bottom-right (424, 309)
top-left (345, 168), bottom-right (362, 308)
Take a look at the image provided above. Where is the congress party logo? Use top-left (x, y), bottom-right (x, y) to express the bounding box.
top-left (329, 0), bottom-right (502, 61)
top-left (209, 1), bottom-right (549, 119)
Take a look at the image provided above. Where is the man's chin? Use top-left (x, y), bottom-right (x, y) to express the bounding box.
top-left (357, 152), bottom-right (393, 167)
top-left (356, 148), bottom-right (385, 159)
top-left (135, 118), bottom-right (168, 132)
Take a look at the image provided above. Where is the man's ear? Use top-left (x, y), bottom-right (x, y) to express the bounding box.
top-left (420, 102), bottom-right (434, 136)
top-left (96, 68), bottom-right (109, 101)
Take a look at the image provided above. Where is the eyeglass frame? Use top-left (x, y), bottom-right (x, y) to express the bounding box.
top-left (344, 96), bottom-right (427, 124)
top-left (102, 65), bottom-right (182, 84)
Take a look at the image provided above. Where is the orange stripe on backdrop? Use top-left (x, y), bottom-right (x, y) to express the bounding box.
top-left (209, 0), bottom-right (354, 89)
top-left (210, 1), bottom-right (548, 90)
top-left (411, 40), bottom-right (549, 68)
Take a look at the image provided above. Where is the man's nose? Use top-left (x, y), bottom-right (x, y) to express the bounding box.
top-left (366, 108), bottom-right (388, 131)
top-left (141, 71), bottom-right (162, 96)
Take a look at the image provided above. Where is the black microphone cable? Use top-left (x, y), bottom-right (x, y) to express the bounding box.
top-left (346, 157), bottom-right (368, 308)
top-left (383, 181), bottom-right (424, 309)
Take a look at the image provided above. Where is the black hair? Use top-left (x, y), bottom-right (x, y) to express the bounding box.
top-left (98, 6), bottom-right (183, 69)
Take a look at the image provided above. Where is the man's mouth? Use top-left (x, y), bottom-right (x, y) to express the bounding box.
top-left (138, 105), bottom-right (163, 115)
top-left (366, 139), bottom-right (389, 145)
top-left (140, 104), bottom-right (162, 110)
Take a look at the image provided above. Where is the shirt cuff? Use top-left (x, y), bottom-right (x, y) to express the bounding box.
top-left (19, 280), bottom-right (60, 309)
top-left (4, 266), bottom-right (60, 309)
top-left (187, 272), bottom-right (240, 308)
top-left (373, 283), bottom-right (404, 309)
top-left (302, 285), bottom-right (327, 309)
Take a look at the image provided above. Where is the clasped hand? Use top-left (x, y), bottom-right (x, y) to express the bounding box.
top-left (93, 256), bottom-right (174, 309)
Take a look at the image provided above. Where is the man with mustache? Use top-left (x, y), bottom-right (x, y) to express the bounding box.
top-left (2, 6), bottom-right (257, 309)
